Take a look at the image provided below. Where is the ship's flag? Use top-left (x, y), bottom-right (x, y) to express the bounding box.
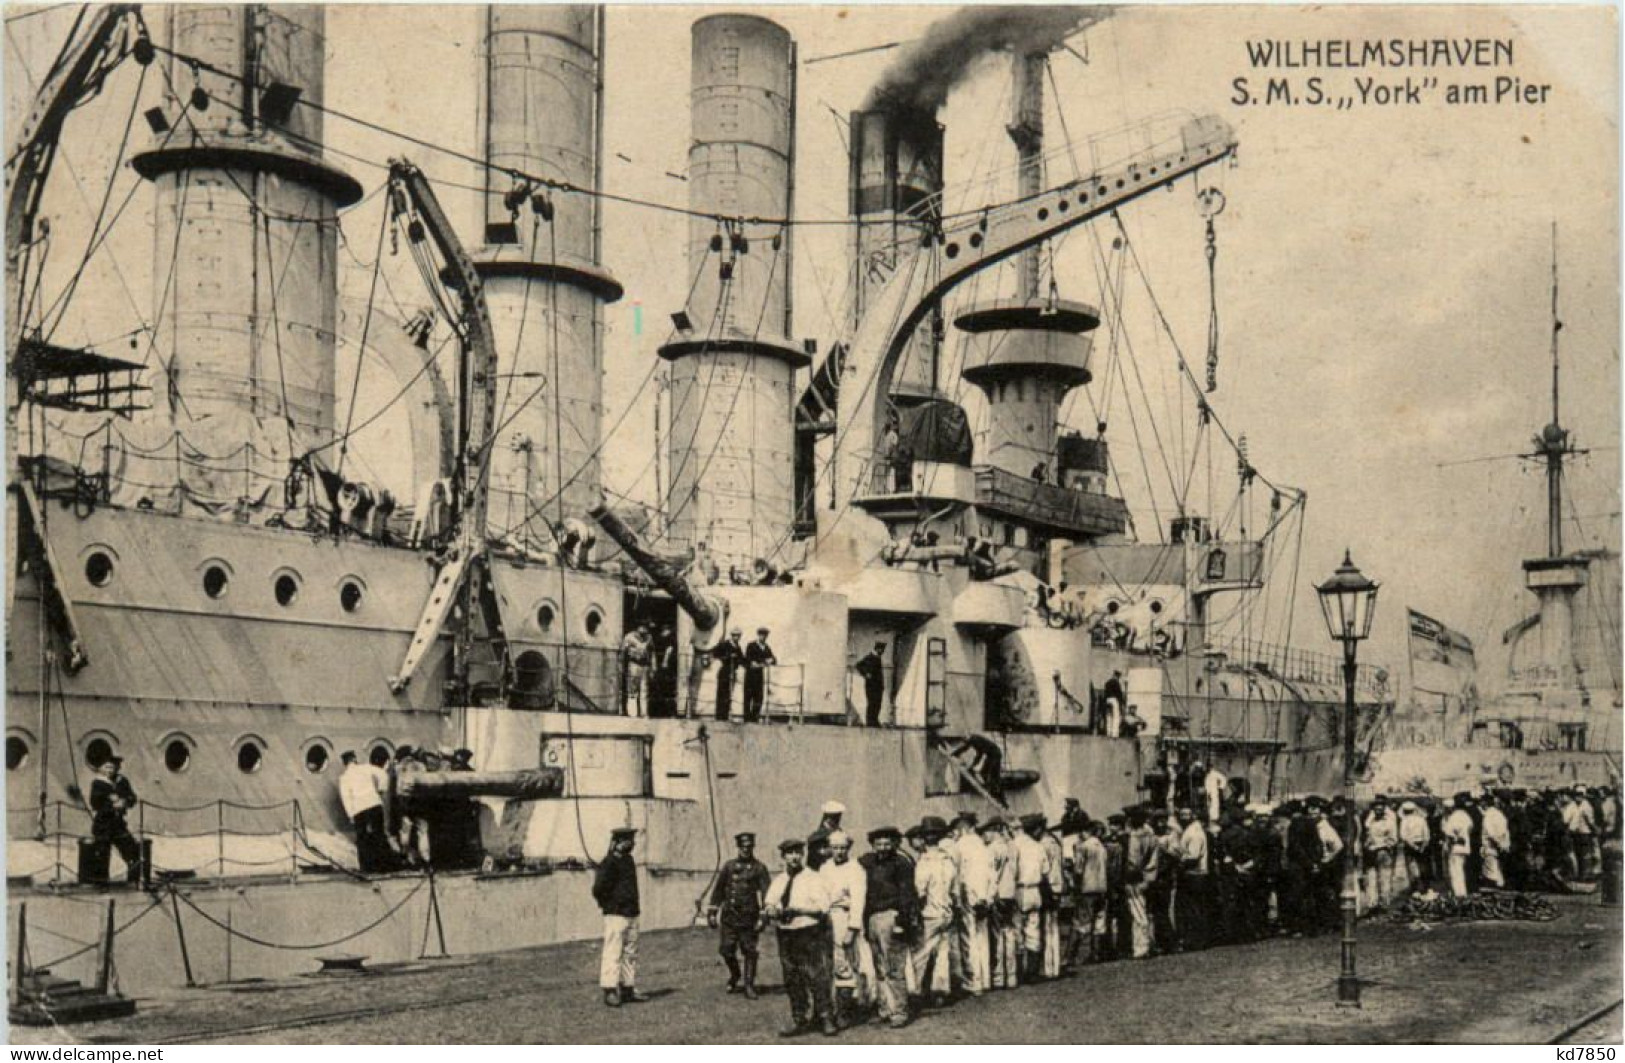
top-left (1407, 607), bottom-right (1480, 710)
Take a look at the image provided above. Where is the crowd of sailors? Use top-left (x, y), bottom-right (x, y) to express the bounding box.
top-left (592, 781), bottom-right (1621, 1036)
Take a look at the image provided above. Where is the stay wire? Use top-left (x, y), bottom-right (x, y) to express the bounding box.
top-left (337, 199), bottom-right (391, 477)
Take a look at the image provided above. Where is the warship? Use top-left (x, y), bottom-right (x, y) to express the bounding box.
top-left (6, 4), bottom-right (1410, 995)
top-left (1366, 231), bottom-right (1622, 797)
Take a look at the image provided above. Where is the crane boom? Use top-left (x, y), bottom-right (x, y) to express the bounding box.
top-left (385, 159), bottom-right (506, 695)
top-left (825, 115), bottom-right (1237, 519)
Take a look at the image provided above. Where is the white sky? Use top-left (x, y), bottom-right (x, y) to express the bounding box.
top-left (6, 3), bottom-right (1620, 686)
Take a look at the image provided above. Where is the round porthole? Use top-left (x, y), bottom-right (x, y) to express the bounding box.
top-left (7, 736), bottom-right (29, 771)
top-left (203, 565), bottom-right (230, 599)
top-left (237, 740), bottom-right (264, 774)
top-left (339, 580), bottom-right (364, 613)
top-left (304, 743), bottom-right (330, 774)
top-left (274, 573), bottom-right (300, 606)
top-left (85, 552), bottom-right (114, 587)
top-left (164, 738), bottom-right (192, 773)
top-left (85, 737), bottom-right (115, 769)
top-left (537, 603), bottom-right (555, 632)
top-left (1149, 600), bottom-right (1165, 615)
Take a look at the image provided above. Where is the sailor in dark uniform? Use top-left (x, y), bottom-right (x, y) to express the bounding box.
top-left (743, 627), bottom-right (778, 722)
top-left (90, 756), bottom-right (142, 885)
top-left (711, 628), bottom-right (745, 721)
top-left (708, 831), bottom-right (771, 998)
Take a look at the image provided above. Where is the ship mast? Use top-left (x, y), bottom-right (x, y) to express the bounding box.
top-left (1540, 221), bottom-right (1571, 558)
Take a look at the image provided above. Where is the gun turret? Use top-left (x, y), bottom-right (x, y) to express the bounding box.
top-left (589, 504), bottom-right (726, 634)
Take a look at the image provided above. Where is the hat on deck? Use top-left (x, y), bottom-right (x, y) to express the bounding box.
top-left (734, 831), bottom-right (756, 845)
top-left (779, 838), bottom-right (806, 854)
top-left (868, 825), bottom-right (901, 841)
top-left (610, 827), bottom-right (637, 840)
top-left (954, 810), bottom-right (979, 827)
top-left (978, 818), bottom-right (1006, 833)
top-left (821, 800), bottom-right (848, 817)
top-left (1019, 813), bottom-right (1047, 832)
top-left (917, 815), bottom-right (950, 840)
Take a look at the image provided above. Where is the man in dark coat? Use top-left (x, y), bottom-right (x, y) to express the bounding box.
top-left (743, 628), bottom-right (777, 722)
top-left (593, 827), bottom-right (649, 1006)
top-left (711, 628), bottom-right (745, 721)
top-left (860, 826), bottom-right (919, 1029)
top-left (708, 831), bottom-right (771, 997)
top-left (89, 756), bottom-right (142, 885)
top-left (855, 642), bottom-right (888, 727)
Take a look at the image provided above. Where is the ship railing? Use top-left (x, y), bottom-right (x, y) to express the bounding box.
top-left (1206, 636), bottom-right (1390, 698)
top-left (761, 664), bottom-right (808, 724)
top-left (7, 798), bottom-right (307, 888)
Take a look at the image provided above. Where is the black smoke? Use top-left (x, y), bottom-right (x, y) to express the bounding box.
top-left (864, 5), bottom-right (1110, 113)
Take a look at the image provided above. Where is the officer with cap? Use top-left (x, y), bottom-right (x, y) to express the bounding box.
top-left (765, 838), bottom-right (837, 1037)
top-left (708, 830), bottom-right (771, 997)
top-left (593, 827), bottom-right (649, 1006)
top-left (711, 627), bottom-right (746, 722)
top-left (89, 755), bottom-right (142, 885)
top-left (742, 627), bottom-right (778, 722)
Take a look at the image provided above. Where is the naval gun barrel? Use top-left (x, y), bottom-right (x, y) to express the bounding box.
top-left (589, 503), bottom-right (725, 632)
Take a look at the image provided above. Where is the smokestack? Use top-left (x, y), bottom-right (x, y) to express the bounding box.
top-left (848, 105), bottom-right (944, 404)
top-left (476, 5), bottom-right (623, 548)
top-left (133, 5), bottom-right (361, 472)
top-left (659, 14), bottom-right (808, 569)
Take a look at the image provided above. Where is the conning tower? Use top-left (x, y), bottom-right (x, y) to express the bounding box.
top-left (476, 5), bottom-right (623, 548)
top-left (133, 4), bottom-right (361, 473)
top-left (659, 14), bottom-right (808, 570)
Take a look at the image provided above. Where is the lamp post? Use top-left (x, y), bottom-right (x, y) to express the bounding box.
top-left (1316, 549), bottom-right (1380, 1008)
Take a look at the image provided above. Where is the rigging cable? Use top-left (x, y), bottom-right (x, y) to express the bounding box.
top-left (336, 198), bottom-right (391, 478)
top-left (39, 60), bottom-right (147, 342)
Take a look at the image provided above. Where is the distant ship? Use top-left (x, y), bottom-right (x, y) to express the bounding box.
top-left (7, 4), bottom-right (1394, 995)
top-left (1368, 229), bottom-right (1620, 796)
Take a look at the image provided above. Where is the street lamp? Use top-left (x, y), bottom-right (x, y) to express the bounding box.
top-left (1316, 549), bottom-right (1379, 1008)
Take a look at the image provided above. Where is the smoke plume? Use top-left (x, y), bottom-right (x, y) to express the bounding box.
top-left (863, 5), bottom-right (1110, 113)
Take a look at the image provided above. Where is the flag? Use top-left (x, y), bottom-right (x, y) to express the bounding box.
top-left (1407, 607), bottom-right (1479, 708)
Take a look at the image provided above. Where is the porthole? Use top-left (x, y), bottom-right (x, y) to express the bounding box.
top-left (969, 232), bottom-right (983, 248)
top-left (1037, 207), bottom-right (1049, 221)
top-left (203, 564), bottom-right (230, 599)
top-left (1058, 200), bottom-right (1070, 212)
top-left (368, 742), bottom-right (393, 768)
top-left (537, 603), bottom-right (556, 632)
top-left (339, 579), bottom-right (364, 613)
top-left (584, 608), bottom-right (604, 636)
top-left (944, 242), bottom-right (959, 259)
top-left (303, 742), bottom-right (331, 774)
top-left (1149, 600), bottom-right (1165, 615)
top-left (164, 738), bottom-right (192, 774)
top-left (274, 572), bottom-right (300, 607)
top-left (85, 737), bottom-right (115, 769)
top-left (85, 552), bottom-right (114, 587)
top-left (7, 736), bottom-right (29, 771)
top-left (237, 740), bottom-right (264, 774)
top-left (1105, 600), bottom-right (1121, 615)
